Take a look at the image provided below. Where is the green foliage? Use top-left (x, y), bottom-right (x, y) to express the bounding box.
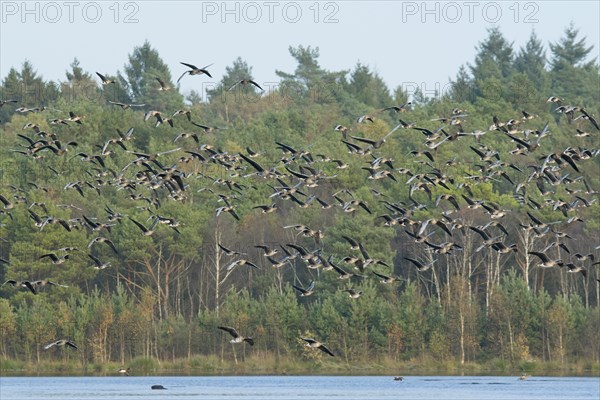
top-left (0, 28), bottom-right (599, 371)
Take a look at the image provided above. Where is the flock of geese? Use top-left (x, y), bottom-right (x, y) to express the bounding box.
top-left (0, 58), bottom-right (599, 369)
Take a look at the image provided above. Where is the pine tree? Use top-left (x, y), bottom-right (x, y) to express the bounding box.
top-left (550, 23), bottom-right (595, 70)
top-left (514, 30), bottom-right (548, 90)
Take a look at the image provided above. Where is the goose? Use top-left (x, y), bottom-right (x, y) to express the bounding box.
top-left (372, 271), bottom-right (402, 284)
top-left (301, 337), bottom-right (334, 356)
top-left (228, 79), bottom-right (264, 92)
top-left (225, 259), bottom-right (259, 271)
top-left (491, 242), bottom-right (518, 254)
top-left (0, 99), bottom-right (17, 107)
top-left (381, 102), bottom-right (411, 113)
top-left (67, 111), bottom-right (84, 124)
top-left (44, 339), bottom-right (78, 350)
top-left (31, 279), bottom-right (69, 290)
top-left (292, 280), bottom-right (315, 296)
top-left (218, 326), bottom-right (254, 345)
top-left (218, 243), bottom-right (246, 257)
top-left (3, 279), bottom-right (36, 294)
top-left (0, 194), bottom-right (14, 210)
top-left (96, 72), bottom-right (115, 85)
top-left (177, 62), bottom-right (213, 83)
top-left (88, 254), bottom-right (111, 270)
top-left (128, 216), bottom-right (159, 236)
top-left (404, 257), bottom-right (435, 272)
top-left (108, 101), bottom-right (145, 109)
top-left (334, 124), bottom-right (350, 139)
top-left (341, 235), bottom-right (360, 250)
top-left (254, 245), bottom-right (279, 257)
top-left (88, 237), bottom-right (118, 254)
top-left (39, 253), bottom-right (70, 264)
top-left (343, 288), bottom-right (362, 299)
top-left (435, 194), bottom-right (460, 211)
top-left (565, 263), bottom-right (586, 277)
top-left (155, 77), bottom-right (171, 91)
top-left (529, 251), bottom-right (563, 268)
top-left (190, 121), bottom-right (225, 133)
top-left (172, 109), bottom-right (192, 121)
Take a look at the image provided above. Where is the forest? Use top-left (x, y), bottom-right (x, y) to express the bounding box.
top-left (0, 25), bottom-right (599, 375)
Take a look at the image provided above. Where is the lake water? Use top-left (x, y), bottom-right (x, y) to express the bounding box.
top-left (0, 375), bottom-right (598, 400)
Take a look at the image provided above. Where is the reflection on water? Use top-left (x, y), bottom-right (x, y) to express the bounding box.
top-left (0, 375), bottom-right (598, 400)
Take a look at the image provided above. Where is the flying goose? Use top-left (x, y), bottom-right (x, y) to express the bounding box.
top-left (372, 271), bottom-right (402, 284)
top-left (404, 257), bottom-right (435, 272)
top-left (228, 79), bottom-right (264, 92)
top-left (3, 279), bottom-right (36, 294)
top-left (225, 259), bottom-right (259, 271)
top-left (177, 62), bottom-right (213, 83)
top-left (88, 254), bottom-right (111, 270)
top-left (343, 288), bottom-right (363, 299)
top-left (292, 280), bottom-right (315, 296)
top-left (96, 72), bottom-right (115, 85)
top-left (301, 337), bottom-right (334, 356)
top-left (529, 251), bottom-right (563, 268)
top-left (128, 216), bottom-right (159, 236)
top-left (44, 339), bottom-right (78, 350)
top-left (108, 101), bottom-right (145, 109)
top-left (88, 237), bottom-right (118, 254)
top-left (218, 326), bottom-right (254, 345)
top-left (39, 253), bottom-right (70, 264)
top-left (155, 77), bottom-right (171, 91)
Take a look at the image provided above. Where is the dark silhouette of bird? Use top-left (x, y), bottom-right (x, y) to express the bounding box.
top-left (228, 79), bottom-right (264, 92)
top-left (177, 62), bottom-right (213, 83)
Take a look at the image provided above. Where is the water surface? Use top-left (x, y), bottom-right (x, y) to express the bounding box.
top-left (0, 375), bottom-right (598, 400)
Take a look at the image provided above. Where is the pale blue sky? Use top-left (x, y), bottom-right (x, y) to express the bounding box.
top-left (1, 1), bottom-right (598, 100)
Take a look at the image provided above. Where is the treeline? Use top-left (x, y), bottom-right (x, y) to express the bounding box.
top-left (0, 25), bottom-right (599, 371)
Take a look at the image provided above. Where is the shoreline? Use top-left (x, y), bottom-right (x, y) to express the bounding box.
top-left (2, 357), bottom-right (598, 378)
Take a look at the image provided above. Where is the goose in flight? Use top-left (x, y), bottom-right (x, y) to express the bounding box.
top-left (301, 337), bottom-right (334, 356)
top-left (225, 258), bottom-right (259, 271)
top-left (88, 254), bottom-right (111, 270)
top-left (529, 251), bottom-right (563, 268)
top-left (228, 79), bottom-right (264, 92)
top-left (177, 62), bottom-right (213, 83)
top-left (128, 216), bottom-right (159, 236)
top-left (404, 257), bottom-right (435, 272)
top-left (218, 243), bottom-right (246, 257)
top-left (108, 101), bottom-right (145, 109)
top-left (218, 326), bottom-right (254, 345)
top-left (292, 280), bottom-right (315, 296)
top-left (3, 279), bottom-right (37, 294)
top-left (343, 288), bottom-right (362, 299)
top-left (96, 72), bottom-right (115, 85)
top-left (44, 339), bottom-right (78, 350)
top-left (155, 77), bottom-right (171, 91)
top-left (372, 271), bottom-right (402, 284)
top-left (88, 237), bottom-right (118, 254)
top-left (39, 253), bottom-right (70, 264)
